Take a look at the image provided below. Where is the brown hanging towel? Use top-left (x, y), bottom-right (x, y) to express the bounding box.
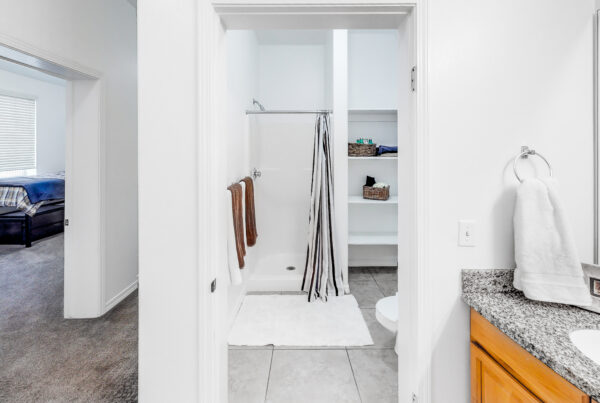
top-left (227, 183), bottom-right (246, 269)
top-left (240, 177), bottom-right (258, 247)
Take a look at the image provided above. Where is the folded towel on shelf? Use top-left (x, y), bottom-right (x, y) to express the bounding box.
top-left (240, 177), bottom-right (258, 247)
top-left (376, 146), bottom-right (398, 155)
top-left (227, 183), bottom-right (246, 272)
top-left (513, 178), bottom-right (592, 306)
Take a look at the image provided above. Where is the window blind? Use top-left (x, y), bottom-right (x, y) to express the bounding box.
top-left (0, 94), bottom-right (36, 175)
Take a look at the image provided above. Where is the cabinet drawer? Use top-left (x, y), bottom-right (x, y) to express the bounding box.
top-left (470, 309), bottom-right (589, 403)
top-left (471, 343), bottom-right (541, 403)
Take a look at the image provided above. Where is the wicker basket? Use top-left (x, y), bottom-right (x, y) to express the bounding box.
top-left (363, 185), bottom-right (390, 201)
top-left (348, 143), bottom-right (376, 157)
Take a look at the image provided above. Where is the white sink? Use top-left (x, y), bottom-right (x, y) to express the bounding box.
top-left (569, 329), bottom-right (600, 365)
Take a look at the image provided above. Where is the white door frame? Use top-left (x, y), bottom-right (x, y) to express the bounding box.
top-left (594, 8), bottom-right (599, 264)
top-left (197, 2), bottom-right (432, 402)
top-left (0, 35), bottom-right (107, 319)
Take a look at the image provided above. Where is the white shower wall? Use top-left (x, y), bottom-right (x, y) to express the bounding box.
top-left (248, 115), bottom-right (314, 290)
top-left (225, 30), bottom-right (259, 323)
top-left (248, 31), bottom-right (333, 291)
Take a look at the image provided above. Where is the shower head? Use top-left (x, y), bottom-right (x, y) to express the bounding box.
top-left (252, 98), bottom-right (266, 111)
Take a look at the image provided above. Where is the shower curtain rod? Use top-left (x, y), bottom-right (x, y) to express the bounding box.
top-left (245, 109), bottom-right (333, 115)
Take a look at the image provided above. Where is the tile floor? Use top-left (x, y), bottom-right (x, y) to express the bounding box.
top-left (229, 267), bottom-right (398, 403)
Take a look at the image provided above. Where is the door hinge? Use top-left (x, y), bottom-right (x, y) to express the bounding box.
top-left (412, 393), bottom-right (418, 403)
top-left (210, 278), bottom-right (217, 293)
top-left (64, 219), bottom-right (69, 226)
top-left (411, 66), bottom-right (417, 92)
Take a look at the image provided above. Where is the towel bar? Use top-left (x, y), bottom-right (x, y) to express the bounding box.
top-left (513, 146), bottom-right (553, 182)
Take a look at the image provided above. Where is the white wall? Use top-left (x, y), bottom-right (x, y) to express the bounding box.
top-left (139, 0), bottom-right (200, 399)
top-left (428, 1), bottom-right (595, 401)
top-left (348, 30), bottom-right (399, 110)
top-left (0, 0), bottom-right (138, 313)
top-left (225, 30), bottom-right (259, 325)
top-left (0, 60), bottom-right (66, 174)
top-left (140, 0), bottom-right (228, 399)
top-left (257, 36), bottom-right (329, 109)
top-left (332, 29), bottom-right (350, 291)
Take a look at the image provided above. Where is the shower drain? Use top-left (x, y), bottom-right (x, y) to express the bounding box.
top-left (286, 266), bottom-right (296, 271)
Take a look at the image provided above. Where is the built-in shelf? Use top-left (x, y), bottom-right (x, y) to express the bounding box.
top-left (348, 195), bottom-right (398, 204)
top-left (348, 109), bottom-right (398, 123)
top-left (348, 156), bottom-right (397, 160)
top-left (348, 232), bottom-right (398, 245)
top-left (346, 32), bottom-right (400, 265)
top-left (348, 109), bottom-right (397, 114)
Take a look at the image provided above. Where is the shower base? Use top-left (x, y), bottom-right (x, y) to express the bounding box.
top-left (247, 253), bottom-right (305, 292)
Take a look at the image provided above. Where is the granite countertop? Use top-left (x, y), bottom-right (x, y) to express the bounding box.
top-left (462, 269), bottom-right (600, 399)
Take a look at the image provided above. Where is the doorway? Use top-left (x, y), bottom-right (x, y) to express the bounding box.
top-left (0, 42), bottom-right (107, 319)
top-left (210, 4), bottom-right (429, 402)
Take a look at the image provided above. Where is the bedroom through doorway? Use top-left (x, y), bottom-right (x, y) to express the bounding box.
top-left (0, 58), bottom-right (66, 249)
top-left (0, 40), bottom-right (121, 319)
top-left (0, 8), bottom-right (138, 398)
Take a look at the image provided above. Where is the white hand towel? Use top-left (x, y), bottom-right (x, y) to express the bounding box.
top-left (513, 178), bottom-right (592, 306)
top-left (226, 189), bottom-right (242, 285)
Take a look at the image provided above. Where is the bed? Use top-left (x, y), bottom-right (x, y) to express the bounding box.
top-left (0, 173), bottom-right (65, 247)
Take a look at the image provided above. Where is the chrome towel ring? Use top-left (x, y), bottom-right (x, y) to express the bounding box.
top-left (513, 146), bottom-right (553, 183)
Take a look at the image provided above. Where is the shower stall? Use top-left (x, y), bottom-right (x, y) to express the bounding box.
top-left (248, 112), bottom-right (321, 290)
top-left (225, 28), bottom-right (407, 321)
top-left (226, 31), bottom-right (335, 302)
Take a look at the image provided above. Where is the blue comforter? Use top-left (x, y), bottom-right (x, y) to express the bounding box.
top-left (0, 176), bottom-right (65, 203)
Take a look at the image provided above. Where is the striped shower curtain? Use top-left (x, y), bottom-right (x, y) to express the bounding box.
top-left (302, 113), bottom-right (344, 301)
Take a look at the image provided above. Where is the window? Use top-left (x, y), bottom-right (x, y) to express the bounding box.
top-left (0, 93), bottom-right (36, 178)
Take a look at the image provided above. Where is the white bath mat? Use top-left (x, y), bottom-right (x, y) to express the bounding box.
top-left (228, 294), bottom-right (374, 347)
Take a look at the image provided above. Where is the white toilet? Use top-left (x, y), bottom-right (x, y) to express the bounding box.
top-left (375, 294), bottom-right (399, 354)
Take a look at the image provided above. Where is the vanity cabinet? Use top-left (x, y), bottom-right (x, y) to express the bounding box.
top-left (470, 309), bottom-right (591, 403)
top-left (471, 343), bottom-right (540, 402)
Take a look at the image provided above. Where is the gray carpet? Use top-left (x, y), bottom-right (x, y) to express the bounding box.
top-left (0, 234), bottom-right (138, 402)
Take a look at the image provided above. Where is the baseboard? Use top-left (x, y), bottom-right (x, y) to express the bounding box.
top-left (103, 279), bottom-right (138, 314)
top-left (349, 257), bottom-right (398, 267)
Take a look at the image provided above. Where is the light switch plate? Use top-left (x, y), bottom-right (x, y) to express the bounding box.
top-left (458, 220), bottom-right (476, 247)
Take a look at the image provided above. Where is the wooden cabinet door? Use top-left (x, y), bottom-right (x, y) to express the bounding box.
top-left (471, 310), bottom-right (590, 402)
top-left (471, 343), bottom-right (541, 403)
